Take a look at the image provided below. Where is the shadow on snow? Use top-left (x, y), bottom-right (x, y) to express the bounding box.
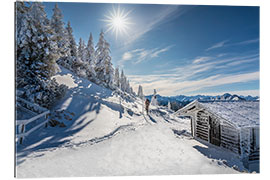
top-left (16, 72), bottom-right (126, 165)
top-left (192, 139), bottom-right (244, 171)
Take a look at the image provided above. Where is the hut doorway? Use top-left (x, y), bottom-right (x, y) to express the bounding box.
top-left (209, 116), bottom-right (221, 146)
top-left (196, 110), bottom-right (209, 142)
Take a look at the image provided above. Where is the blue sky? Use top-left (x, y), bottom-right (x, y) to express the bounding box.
top-left (44, 2), bottom-right (259, 96)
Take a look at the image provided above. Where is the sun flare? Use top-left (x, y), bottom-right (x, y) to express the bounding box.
top-left (102, 6), bottom-right (132, 39)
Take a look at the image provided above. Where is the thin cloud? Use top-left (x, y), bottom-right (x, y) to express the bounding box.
top-left (225, 57), bottom-right (258, 67)
top-left (206, 40), bottom-right (228, 51)
top-left (119, 48), bottom-right (144, 65)
top-left (124, 6), bottom-right (190, 46)
top-left (192, 56), bottom-right (212, 64)
top-left (128, 52), bottom-right (259, 96)
top-left (151, 46), bottom-right (172, 58)
top-left (217, 53), bottom-right (227, 57)
top-left (122, 52), bottom-right (133, 61)
top-left (206, 38), bottom-right (259, 52)
top-left (233, 38), bottom-right (259, 46)
top-left (119, 46), bottom-right (173, 65)
top-left (136, 45), bottom-right (173, 64)
top-left (129, 71), bottom-right (259, 96)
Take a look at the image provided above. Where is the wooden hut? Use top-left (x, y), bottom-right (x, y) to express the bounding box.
top-left (175, 100), bottom-right (259, 171)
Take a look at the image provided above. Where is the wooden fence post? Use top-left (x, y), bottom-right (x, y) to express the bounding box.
top-left (45, 113), bottom-right (48, 128)
top-left (19, 124), bottom-right (25, 144)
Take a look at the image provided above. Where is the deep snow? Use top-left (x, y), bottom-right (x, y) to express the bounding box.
top-left (16, 67), bottom-right (245, 178)
top-left (202, 101), bottom-right (259, 128)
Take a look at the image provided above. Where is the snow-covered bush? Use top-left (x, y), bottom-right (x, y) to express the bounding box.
top-left (18, 76), bottom-right (67, 109)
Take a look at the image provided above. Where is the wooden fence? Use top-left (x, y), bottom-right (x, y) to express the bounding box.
top-left (16, 97), bottom-right (50, 144)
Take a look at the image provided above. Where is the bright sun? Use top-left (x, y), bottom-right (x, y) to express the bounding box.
top-left (102, 6), bottom-right (132, 39)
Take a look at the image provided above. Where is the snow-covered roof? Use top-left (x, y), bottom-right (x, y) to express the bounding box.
top-left (200, 101), bottom-right (259, 128)
top-left (175, 100), bottom-right (198, 113)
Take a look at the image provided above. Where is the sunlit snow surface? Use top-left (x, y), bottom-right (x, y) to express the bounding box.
top-left (201, 101), bottom-right (259, 128)
top-left (52, 73), bottom-right (78, 88)
top-left (16, 67), bottom-right (244, 177)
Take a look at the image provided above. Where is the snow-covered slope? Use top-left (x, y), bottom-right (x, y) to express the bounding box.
top-left (16, 67), bottom-right (143, 152)
top-left (16, 67), bottom-right (245, 177)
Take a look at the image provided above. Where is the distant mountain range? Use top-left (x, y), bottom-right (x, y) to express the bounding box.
top-left (145, 93), bottom-right (259, 111)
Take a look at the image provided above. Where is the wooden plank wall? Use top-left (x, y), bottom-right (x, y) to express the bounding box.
top-left (240, 128), bottom-right (251, 157)
top-left (196, 110), bottom-right (209, 142)
top-left (220, 121), bottom-right (240, 154)
top-left (251, 127), bottom-right (260, 151)
top-left (190, 105), bottom-right (259, 159)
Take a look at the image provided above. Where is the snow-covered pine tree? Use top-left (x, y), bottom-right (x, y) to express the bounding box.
top-left (151, 89), bottom-right (158, 106)
top-left (95, 31), bottom-right (114, 88)
top-left (75, 59), bottom-right (87, 78)
top-left (120, 69), bottom-right (126, 91)
top-left (73, 38), bottom-right (83, 77)
top-left (116, 68), bottom-right (133, 94)
top-left (126, 80), bottom-right (131, 93)
top-left (124, 77), bottom-right (128, 92)
top-left (50, 3), bottom-right (70, 60)
top-left (78, 38), bottom-right (85, 61)
top-left (123, 77), bottom-right (131, 93)
top-left (85, 32), bottom-right (96, 80)
top-left (16, 2), bottom-right (67, 108)
top-left (74, 38), bottom-right (90, 78)
top-left (137, 85), bottom-right (144, 114)
top-left (168, 101), bottom-right (171, 110)
top-left (29, 2), bottom-right (59, 79)
top-left (129, 84), bottom-right (133, 94)
top-left (66, 21), bottom-right (77, 70)
top-left (82, 41), bottom-right (88, 64)
top-left (16, 1), bottom-right (31, 88)
top-left (86, 33), bottom-right (96, 65)
top-left (16, 2), bottom-right (30, 39)
top-left (137, 85), bottom-right (143, 99)
top-left (95, 31), bottom-right (105, 84)
top-left (66, 21), bottom-right (77, 58)
top-left (103, 40), bottom-right (114, 88)
top-left (130, 87), bottom-right (135, 96)
top-left (114, 67), bottom-right (120, 88)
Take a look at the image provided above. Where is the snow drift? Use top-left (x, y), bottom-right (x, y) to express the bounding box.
top-left (16, 67), bottom-right (245, 178)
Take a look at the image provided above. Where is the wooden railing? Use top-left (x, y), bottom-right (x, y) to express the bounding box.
top-left (16, 97), bottom-right (50, 144)
top-left (16, 97), bottom-right (47, 114)
top-left (16, 110), bottom-right (50, 144)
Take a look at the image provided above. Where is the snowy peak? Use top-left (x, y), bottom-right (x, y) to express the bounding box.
top-left (215, 93), bottom-right (246, 101)
top-left (148, 93), bottom-right (258, 102)
top-left (146, 93), bottom-right (259, 111)
top-left (220, 93), bottom-right (232, 100)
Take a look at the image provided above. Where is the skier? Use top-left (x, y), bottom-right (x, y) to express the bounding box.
top-left (145, 99), bottom-right (150, 114)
